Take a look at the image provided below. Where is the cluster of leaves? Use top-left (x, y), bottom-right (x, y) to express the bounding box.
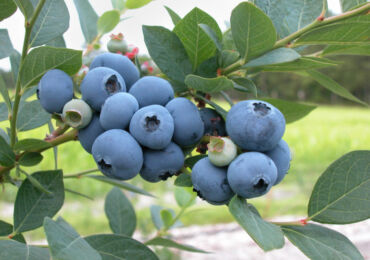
top-left (0, 0), bottom-right (369, 259)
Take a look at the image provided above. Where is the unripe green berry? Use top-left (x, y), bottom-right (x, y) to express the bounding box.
top-left (107, 33), bottom-right (128, 53)
top-left (208, 137), bottom-right (237, 167)
top-left (62, 99), bottom-right (93, 129)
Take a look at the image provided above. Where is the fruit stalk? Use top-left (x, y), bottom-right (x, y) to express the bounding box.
top-left (9, 0), bottom-right (47, 147)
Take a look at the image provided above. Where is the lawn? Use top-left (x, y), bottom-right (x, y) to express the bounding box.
top-left (0, 105), bottom-right (369, 241)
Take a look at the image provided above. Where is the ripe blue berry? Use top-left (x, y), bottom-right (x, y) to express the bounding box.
top-left (129, 76), bottom-right (174, 108)
top-left (37, 69), bottom-right (73, 114)
top-left (264, 139), bottom-right (291, 185)
top-left (227, 152), bottom-right (278, 199)
top-left (165, 98), bottom-right (204, 147)
top-left (191, 157), bottom-right (234, 205)
top-left (129, 105), bottom-right (174, 150)
top-left (140, 142), bottom-right (184, 182)
top-left (90, 53), bottom-right (139, 90)
top-left (199, 108), bottom-right (226, 136)
top-left (80, 67), bottom-right (126, 111)
top-left (100, 93), bottom-right (139, 130)
top-left (226, 100), bottom-right (285, 151)
top-left (78, 114), bottom-right (105, 154)
top-left (92, 129), bottom-right (143, 180)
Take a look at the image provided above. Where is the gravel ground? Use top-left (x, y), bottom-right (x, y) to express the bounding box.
top-left (169, 218), bottom-right (370, 260)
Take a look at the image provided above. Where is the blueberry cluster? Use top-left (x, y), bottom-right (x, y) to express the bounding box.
top-left (192, 100), bottom-right (291, 205)
top-left (37, 53), bottom-right (291, 205)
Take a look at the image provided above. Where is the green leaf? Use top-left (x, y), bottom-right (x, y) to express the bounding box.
top-left (111, 0), bottom-right (125, 12)
top-left (0, 29), bottom-right (13, 60)
top-left (243, 48), bottom-right (300, 68)
top-left (85, 234), bottom-right (158, 260)
top-left (125, 0), bottom-right (151, 9)
top-left (74, 0), bottom-right (98, 43)
top-left (14, 139), bottom-right (51, 152)
top-left (0, 0), bottom-right (17, 21)
top-left (261, 98), bottom-right (317, 124)
top-left (199, 24), bottom-right (222, 51)
top-left (150, 205), bottom-right (164, 230)
top-left (20, 46), bottom-right (82, 89)
top-left (174, 187), bottom-right (196, 208)
top-left (0, 221), bottom-right (26, 243)
top-left (340, 0), bottom-right (367, 12)
top-left (282, 224), bottom-right (363, 260)
top-left (322, 45), bottom-right (370, 56)
top-left (232, 77), bottom-right (258, 97)
top-left (88, 175), bottom-right (154, 197)
top-left (228, 196), bottom-right (285, 251)
top-left (253, 0), bottom-right (323, 38)
top-left (16, 100), bottom-right (51, 131)
top-left (164, 6), bottom-right (181, 25)
top-left (13, 0), bottom-right (33, 21)
top-left (174, 173), bottom-right (192, 187)
top-left (145, 237), bottom-right (209, 253)
top-left (19, 169), bottom-right (51, 194)
top-left (0, 129), bottom-right (10, 145)
top-left (21, 85), bottom-right (37, 102)
top-left (14, 170), bottom-right (64, 233)
top-left (295, 15), bottom-right (370, 46)
top-left (97, 10), bottom-right (120, 35)
top-left (47, 121), bottom-right (58, 169)
top-left (10, 50), bottom-right (21, 82)
top-left (46, 36), bottom-right (66, 48)
top-left (174, 8), bottom-right (222, 69)
top-left (230, 2), bottom-right (276, 61)
top-left (306, 70), bottom-right (367, 106)
top-left (18, 152), bottom-right (43, 167)
top-left (185, 75), bottom-right (234, 93)
top-left (220, 50), bottom-right (240, 68)
top-left (0, 240), bottom-right (49, 260)
top-left (29, 0), bottom-right (70, 47)
top-left (160, 209), bottom-right (173, 229)
top-left (0, 75), bottom-right (11, 112)
top-left (0, 103), bottom-right (7, 122)
top-left (308, 150), bottom-right (370, 224)
top-left (44, 217), bottom-right (102, 260)
top-left (0, 135), bottom-right (15, 167)
top-left (255, 57), bottom-right (339, 72)
top-left (104, 187), bottom-right (136, 236)
top-left (195, 56), bottom-right (218, 78)
top-left (222, 28), bottom-right (237, 51)
top-left (143, 26), bottom-right (192, 84)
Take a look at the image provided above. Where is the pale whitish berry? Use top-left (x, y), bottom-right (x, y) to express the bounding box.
top-left (62, 99), bottom-right (92, 129)
top-left (208, 137), bottom-right (237, 167)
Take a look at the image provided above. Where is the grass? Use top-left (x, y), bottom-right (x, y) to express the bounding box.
top-left (0, 105), bottom-right (369, 241)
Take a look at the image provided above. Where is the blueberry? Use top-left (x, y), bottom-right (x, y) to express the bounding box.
top-left (100, 93), bottom-right (139, 130)
top-left (191, 157), bottom-right (234, 205)
top-left (199, 108), bottom-right (226, 136)
top-left (264, 139), bottom-right (291, 185)
top-left (129, 105), bottom-right (174, 150)
top-left (37, 69), bottom-right (73, 114)
top-left (227, 152), bottom-right (277, 199)
top-left (90, 53), bottom-right (139, 90)
top-left (165, 98), bottom-right (204, 147)
top-left (129, 76), bottom-right (174, 108)
top-left (226, 100), bottom-right (285, 151)
top-left (208, 137), bottom-right (237, 167)
top-left (78, 114), bottom-right (105, 154)
top-left (62, 99), bottom-right (92, 129)
top-left (140, 142), bottom-right (184, 183)
top-left (80, 67), bottom-right (125, 111)
top-left (92, 129), bottom-right (143, 180)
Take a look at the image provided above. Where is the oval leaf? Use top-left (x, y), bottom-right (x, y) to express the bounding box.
top-left (174, 7), bottom-right (222, 69)
top-left (125, 0), bottom-right (151, 9)
top-left (145, 237), bottom-right (209, 253)
top-left (0, 103), bottom-right (7, 122)
top-left (160, 209), bottom-right (173, 229)
top-left (230, 2), bottom-right (276, 61)
top-left (44, 217), bottom-right (101, 260)
top-left (340, 0), bottom-right (367, 12)
top-left (150, 205), bottom-right (164, 230)
top-left (18, 152), bottom-right (43, 167)
top-left (20, 46), bottom-right (82, 89)
top-left (232, 77), bottom-right (258, 97)
top-left (14, 170), bottom-right (64, 233)
top-left (322, 45), bottom-right (370, 56)
top-left (13, 0), bottom-right (33, 21)
top-left (29, 0), bottom-right (69, 47)
top-left (97, 10), bottom-right (120, 35)
top-left (243, 48), bottom-right (300, 68)
top-left (174, 173), bottom-right (192, 187)
top-left (74, 0), bottom-right (98, 43)
top-left (282, 224), bottom-right (363, 260)
top-left (185, 75), bottom-right (234, 93)
top-left (256, 57), bottom-right (339, 72)
top-left (14, 139), bottom-right (51, 152)
top-left (174, 187), bottom-right (196, 208)
top-left (0, 221), bottom-right (26, 243)
top-left (0, 29), bottom-right (13, 60)
top-left (86, 234), bottom-right (158, 260)
top-left (228, 196), bottom-right (285, 251)
top-left (16, 101), bottom-right (51, 131)
top-left (0, 75), bottom-right (12, 113)
top-left (104, 187), bottom-right (136, 236)
top-left (308, 150), bottom-right (370, 224)
top-left (0, 135), bottom-right (15, 167)
top-left (0, 0), bottom-right (17, 21)
top-left (0, 240), bottom-right (49, 260)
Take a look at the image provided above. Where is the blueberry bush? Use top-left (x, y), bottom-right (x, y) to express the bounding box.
top-left (0, 0), bottom-right (369, 259)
